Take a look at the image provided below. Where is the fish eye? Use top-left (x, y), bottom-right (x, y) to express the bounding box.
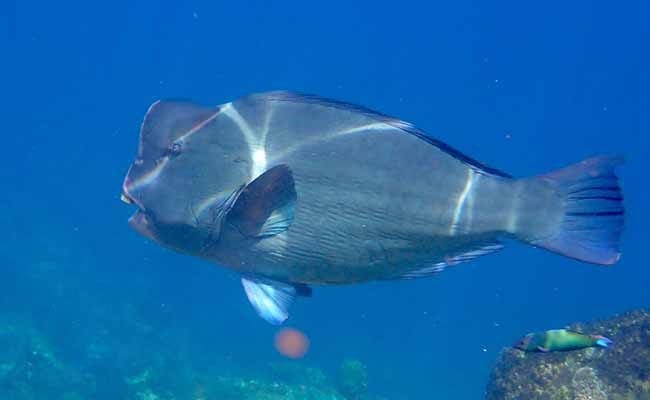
top-left (170, 142), bottom-right (182, 155)
top-left (160, 141), bottom-right (183, 162)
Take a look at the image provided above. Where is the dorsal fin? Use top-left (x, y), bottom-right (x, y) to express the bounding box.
top-left (253, 91), bottom-right (512, 178)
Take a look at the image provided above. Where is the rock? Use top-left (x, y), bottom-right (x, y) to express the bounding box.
top-left (485, 309), bottom-right (650, 399)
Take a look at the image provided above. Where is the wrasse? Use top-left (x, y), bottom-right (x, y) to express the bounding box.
top-left (514, 329), bottom-right (613, 352)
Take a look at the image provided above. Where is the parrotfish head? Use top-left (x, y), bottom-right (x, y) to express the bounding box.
top-left (513, 334), bottom-right (535, 351)
top-left (121, 99), bottom-right (251, 248)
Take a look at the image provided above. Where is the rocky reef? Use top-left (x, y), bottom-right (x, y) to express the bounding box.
top-left (0, 218), bottom-right (387, 400)
top-left (485, 309), bottom-right (650, 400)
top-left (0, 320), bottom-right (91, 400)
top-left (0, 313), bottom-right (380, 400)
top-left (0, 315), bottom-right (378, 400)
top-left (124, 364), bottom-right (348, 400)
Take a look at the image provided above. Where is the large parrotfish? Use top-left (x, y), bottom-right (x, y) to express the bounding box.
top-left (121, 91), bottom-right (625, 324)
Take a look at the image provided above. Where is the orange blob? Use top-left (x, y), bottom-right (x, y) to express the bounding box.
top-left (274, 327), bottom-right (309, 358)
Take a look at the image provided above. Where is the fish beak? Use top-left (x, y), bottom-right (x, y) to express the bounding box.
top-left (121, 192), bottom-right (133, 204)
top-left (121, 176), bottom-right (138, 206)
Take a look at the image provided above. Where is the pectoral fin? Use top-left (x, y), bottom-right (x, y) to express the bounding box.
top-left (537, 346), bottom-right (550, 353)
top-left (241, 275), bottom-right (310, 325)
top-left (227, 164), bottom-right (297, 238)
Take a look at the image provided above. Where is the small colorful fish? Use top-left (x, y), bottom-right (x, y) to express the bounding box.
top-left (514, 329), bottom-right (612, 352)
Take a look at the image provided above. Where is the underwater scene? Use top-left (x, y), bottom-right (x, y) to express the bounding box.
top-left (2, 0), bottom-right (650, 399)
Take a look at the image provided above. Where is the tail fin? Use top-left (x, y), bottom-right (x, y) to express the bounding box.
top-left (594, 335), bottom-right (613, 348)
top-left (530, 155), bottom-right (625, 265)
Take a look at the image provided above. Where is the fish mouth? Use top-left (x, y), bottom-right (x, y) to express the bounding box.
top-left (122, 178), bottom-right (154, 239)
top-left (120, 188), bottom-right (141, 209)
top-left (128, 209), bottom-right (155, 239)
top-left (121, 176), bottom-right (134, 204)
top-left (121, 192), bottom-right (134, 204)
top-left (121, 177), bottom-right (142, 209)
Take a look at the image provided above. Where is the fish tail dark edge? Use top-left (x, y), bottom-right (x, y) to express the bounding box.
top-left (529, 154), bottom-right (625, 265)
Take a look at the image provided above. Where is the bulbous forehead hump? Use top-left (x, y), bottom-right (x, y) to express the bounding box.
top-left (138, 99), bottom-right (221, 155)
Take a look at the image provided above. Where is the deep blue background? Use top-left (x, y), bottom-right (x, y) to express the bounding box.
top-left (2, 0), bottom-right (649, 398)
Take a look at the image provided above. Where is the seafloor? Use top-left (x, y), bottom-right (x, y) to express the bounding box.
top-left (0, 212), bottom-right (385, 400)
top-left (3, 211), bottom-right (649, 399)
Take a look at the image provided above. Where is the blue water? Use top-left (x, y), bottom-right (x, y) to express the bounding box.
top-left (2, 0), bottom-right (649, 398)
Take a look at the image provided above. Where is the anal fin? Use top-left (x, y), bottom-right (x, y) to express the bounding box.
top-left (394, 241), bottom-right (504, 280)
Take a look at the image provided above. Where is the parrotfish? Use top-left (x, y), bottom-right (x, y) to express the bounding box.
top-left (514, 329), bottom-right (613, 352)
top-left (120, 91), bottom-right (625, 324)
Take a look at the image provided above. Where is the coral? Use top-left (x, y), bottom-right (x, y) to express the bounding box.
top-left (0, 316), bottom-right (361, 400)
top-left (0, 313), bottom-right (365, 400)
top-left (337, 358), bottom-right (369, 400)
top-left (486, 309), bottom-right (650, 399)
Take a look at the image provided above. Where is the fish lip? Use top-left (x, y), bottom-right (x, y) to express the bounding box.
top-left (120, 192), bottom-right (133, 204)
top-left (121, 176), bottom-right (133, 203)
top-left (121, 176), bottom-right (143, 209)
top-left (122, 177), bottom-right (151, 238)
top-left (128, 209), bottom-right (155, 239)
